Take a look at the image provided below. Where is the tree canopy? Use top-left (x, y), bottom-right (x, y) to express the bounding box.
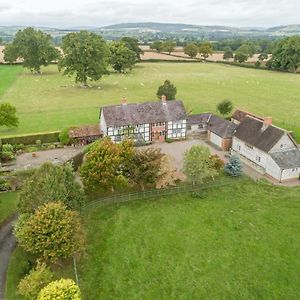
top-left (120, 37), bottom-right (143, 61)
top-left (217, 100), bottom-right (233, 116)
top-left (224, 155), bottom-right (242, 177)
top-left (0, 103), bottom-right (18, 127)
top-left (198, 42), bottom-right (213, 60)
top-left (184, 42), bottom-right (198, 58)
top-left (156, 80), bottom-right (177, 100)
top-left (3, 27), bottom-right (59, 73)
top-left (150, 41), bottom-right (163, 52)
top-left (18, 162), bottom-right (86, 214)
top-left (183, 145), bottom-right (217, 184)
top-left (223, 46), bottom-right (233, 60)
top-left (58, 31), bottom-right (109, 86)
top-left (15, 201), bottom-right (85, 263)
top-left (162, 40), bottom-right (176, 54)
top-left (267, 36), bottom-right (300, 72)
top-left (109, 41), bottom-right (136, 73)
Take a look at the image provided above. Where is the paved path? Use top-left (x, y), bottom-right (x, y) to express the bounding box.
top-left (0, 215), bottom-right (17, 300)
top-left (1, 146), bottom-right (84, 172)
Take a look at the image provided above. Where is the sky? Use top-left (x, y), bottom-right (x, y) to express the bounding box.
top-left (0, 0), bottom-right (299, 28)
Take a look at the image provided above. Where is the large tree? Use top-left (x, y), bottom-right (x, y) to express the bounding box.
top-left (59, 31), bottom-right (109, 86)
top-left (183, 145), bottom-right (217, 184)
top-left (223, 46), bottom-right (233, 60)
top-left (0, 103), bottom-right (18, 127)
top-left (150, 41), bottom-right (163, 53)
top-left (234, 51), bottom-right (248, 63)
top-left (267, 36), bottom-right (300, 72)
top-left (18, 162), bottom-right (85, 214)
top-left (15, 201), bottom-right (85, 263)
top-left (80, 138), bottom-right (133, 192)
top-left (120, 37), bottom-right (143, 61)
top-left (217, 100), bottom-right (233, 116)
top-left (184, 42), bottom-right (198, 58)
top-left (156, 80), bottom-right (177, 100)
top-left (3, 27), bottom-right (59, 73)
top-left (199, 42), bottom-right (213, 60)
top-left (109, 41), bottom-right (136, 73)
top-left (162, 40), bottom-right (176, 54)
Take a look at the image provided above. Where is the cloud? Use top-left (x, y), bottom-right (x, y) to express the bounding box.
top-left (0, 0), bottom-right (299, 27)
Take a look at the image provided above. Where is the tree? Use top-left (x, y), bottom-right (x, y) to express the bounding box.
top-left (150, 41), bottom-right (163, 52)
top-left (18, 162), bottom-right (85, 214)
top-left (3, 27), bottom-right (59, 73)
top-left (224, 155), bottom-right (242, 177)
top-left (267, 36), bottom-right (300, 72)
top-left (37, 279), bottom-right (81, 300)
top-left (183, 145), bottom-right (217, 184)
top-left (120, 37), bottom-right (143, 61)
top-left (109, 41), bottom-right (136, 73)
top-left (217, 100), bottom-right (233, 116)
top-left (58, 31), bottom-right (109, 86)
top-left (199, 42), bottom-right (213, 60)
top-left (156, 80), bottom-right (177, 100)
top-left (0, 103), bottom-right (18, 127)
top-left (15, 201), bottom-right (85, 263)
top-left (127, 148), bottom-right (165, 190)
top-left (18, 261), bottom-right (54, 300)
top-left (80, 138), bottom-right (133, 192)
top-left (0, 37), bottom-right (2, 45)
top-left (161, 40), bottom-right (176, 54)
top-left (223, 46), bottom-right (233, 60)
top-left (184, 42), bottom-right (198, 58)
top-left (258, 52), bottom-right (268, 62)
top-left (234, 51), bottom-right (248, 63)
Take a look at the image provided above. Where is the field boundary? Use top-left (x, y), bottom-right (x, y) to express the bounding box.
top-left (82, 178), bottom-right (239, 212)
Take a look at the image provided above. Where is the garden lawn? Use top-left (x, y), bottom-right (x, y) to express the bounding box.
top-left (80, 179), bottom-right (300, 299)
top-left (0, 65), bottom-right (22, 98)
top-left (0, 63), bottom-right (300, 141)
top-left (0, 192), bottom-right (18, 223)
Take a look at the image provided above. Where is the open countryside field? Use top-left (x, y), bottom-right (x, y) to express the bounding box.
top-left (5, 179), bottom-right (300, 299)
top-left (0, 63), bottom-right (300, 141)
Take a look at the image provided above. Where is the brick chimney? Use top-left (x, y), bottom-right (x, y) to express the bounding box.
top-left (161, 95), bottom-right (167, 105)
top-left (263, 117), bottom-right (272, 126)
top-left (121, 96), bottom-right (127, 105)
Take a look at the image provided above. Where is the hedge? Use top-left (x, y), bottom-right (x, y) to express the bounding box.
top-left (1, 131), bottom-right (60, 145)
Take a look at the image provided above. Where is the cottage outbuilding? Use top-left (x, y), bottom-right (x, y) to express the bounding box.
top-left (232, 116), bottom-right (300, 182)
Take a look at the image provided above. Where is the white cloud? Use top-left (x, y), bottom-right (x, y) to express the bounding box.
top-left (0, 0), bottom-right (299, 27)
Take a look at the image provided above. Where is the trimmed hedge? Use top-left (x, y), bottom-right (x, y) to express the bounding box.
top-left (1, 131), bottom-right (60, 145)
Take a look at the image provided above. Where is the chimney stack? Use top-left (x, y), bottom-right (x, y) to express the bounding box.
top-left (161, 95), bottom-right (167, 104)
top-left (121, 96), bottom-right (127, 105)
top-left (263, 117), bottom-right (272, 126)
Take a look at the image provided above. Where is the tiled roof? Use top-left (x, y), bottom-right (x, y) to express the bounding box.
top-left (234, 116), bottom-right (285, 152)
top-left (187, 113), bottom-right (212, 125)
top-left (208, 115), bottom-right (237, 138)
top-left (101, 100), bottom-right (187, 127)
top-left (270, 150), bottom-right (300, 169)
top-left (69, 125), bottom-right (101, 138)
top-left (232, 109), bottom-right (264, 123)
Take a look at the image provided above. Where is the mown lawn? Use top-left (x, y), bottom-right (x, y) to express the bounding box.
top-left (0, 192), bottom-right (18, 223)
top-left (5, 179), bottom-right (300, 299)
top-left (80, 179), bottom-right (300, 299)
top-left (0, 65), bottom-right (22, 98)
top-left (0, 63), bottom-right (300, 141)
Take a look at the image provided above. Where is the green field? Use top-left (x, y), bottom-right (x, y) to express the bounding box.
top-left (5, 179), bottom-right (300, 299)
top-left (0, 192), bottom-right (18, 223)
top-left (0, 63), bottom-right (300, 141)
top-left (0, 65), bottom-right (22, 97)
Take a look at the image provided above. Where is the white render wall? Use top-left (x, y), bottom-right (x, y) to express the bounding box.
top-left (232, 137), bottom-right (269, 169)
top-left (209, 132), bottom-right (223, 148)
top-left (265, 157), bottom-right (282, 181)
top-left (100, 110), bottom-right (107, 135)
top-left (270, 134), bottom-right (296, 152)
top-left (167, 120), bottom-right (186, 139)
top-left (282, 168), bottom-right (300, 181)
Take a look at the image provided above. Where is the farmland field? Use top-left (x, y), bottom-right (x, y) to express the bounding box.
top-left (5, 179), bottom-right (300, 299)
top-left (0, 63), bottom-right (300, 141)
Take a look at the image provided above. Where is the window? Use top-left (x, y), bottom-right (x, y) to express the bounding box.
top-left (245, 144), bottom-right (253, 150)
top-left (256, 155), bottom-right (261, 162)
top-left (292, 168), bottom-right (298, 172)
top-left (238, 145), bottom-right (241, 151)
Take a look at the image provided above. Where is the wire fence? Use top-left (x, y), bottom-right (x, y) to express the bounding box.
top-left (81, 177), bottom-right (240, 212)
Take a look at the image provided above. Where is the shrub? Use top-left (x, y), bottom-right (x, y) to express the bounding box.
top-left (18, 261), bottom-right (54, 300)
top-left (36, 139), bottom-right (42, 147)
top-left (224, 155), bottom-right (243, 177)
top-left (210, 154), bottom-right (225, 171)
top-left (1, 143), bottom-right (16, 162)
top-left (217, 100), bottom-right (233, 116)
top-left (0, 177), bottom-right (10, 191)
top-left (165, 138), bottom-right (173, 143)
top-left (59, 128), bottom-right (72, 145)
top-left (37, 279), bottom-right (81, 300)
top-left (15, 201), bottom-right (85, 263)
top-left (18, 162), bottom-right (86, 213)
